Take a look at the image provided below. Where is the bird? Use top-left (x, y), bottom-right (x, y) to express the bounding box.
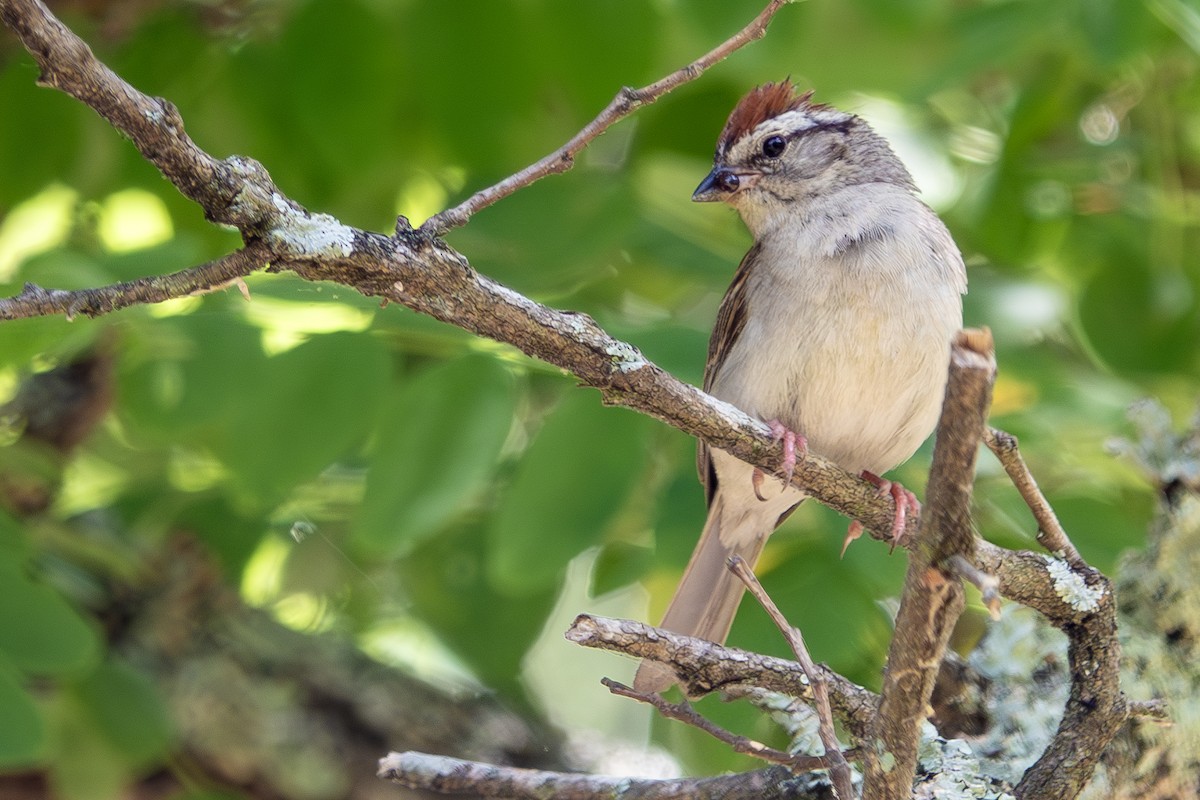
top-left (634, 81), bottom-right (967, 693)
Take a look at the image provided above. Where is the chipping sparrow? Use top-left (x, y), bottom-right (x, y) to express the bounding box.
top-left (635, 82), bottom-right (966, 693)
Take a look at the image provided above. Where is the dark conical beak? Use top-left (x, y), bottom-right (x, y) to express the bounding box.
top-left (692, 167), bottom-right (740, 203)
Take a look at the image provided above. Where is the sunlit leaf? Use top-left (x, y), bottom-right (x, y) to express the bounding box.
top-left (488, 389), bottom-right (652, 595)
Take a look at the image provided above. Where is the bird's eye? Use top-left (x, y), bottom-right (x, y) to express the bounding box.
top-left (761, 135), bottom-right (786, 158)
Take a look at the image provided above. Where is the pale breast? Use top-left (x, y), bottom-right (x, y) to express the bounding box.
top-left (708, 188), bottom-right (964, 476)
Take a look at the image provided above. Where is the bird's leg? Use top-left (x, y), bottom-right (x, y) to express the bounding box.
top-left (861, 471), bottom-right (920, 551)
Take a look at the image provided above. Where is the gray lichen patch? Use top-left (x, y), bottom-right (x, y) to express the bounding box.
top-left (266, 193), bottom-right (355, 259)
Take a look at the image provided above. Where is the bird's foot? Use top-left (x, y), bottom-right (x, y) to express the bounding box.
top-left (752, 421), bottom-right (807, 500)
top-left (767, 419), bottom-right (806, 486)
top-left (861, 471), bottom-right (920, 552)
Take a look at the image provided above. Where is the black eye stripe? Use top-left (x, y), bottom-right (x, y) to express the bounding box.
top-left (770, 119), bottom-right (853, 147)
top-left (752, 119), bottom-right (853, 164)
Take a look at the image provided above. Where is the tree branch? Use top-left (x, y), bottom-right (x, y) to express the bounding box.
top-left (0, 244), bottom-right (270, 320)
top-left (0, 0), bottom-right (281, 230)
top-left (862, 330), bottom-right (995, 800)
top-left (378, 752), bottom-right (835, 800)
top-left (565, 614), bottom-right (877, 740)
top-left (420, 0), bottom-right (796, 235)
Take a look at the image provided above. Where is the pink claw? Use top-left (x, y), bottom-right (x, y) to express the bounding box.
top-left (752, 468), bottom-right (768, 501)
top-left (861, 471), bottom-right (920, 552)
top-left (841, 520), bottom-right (864, 558)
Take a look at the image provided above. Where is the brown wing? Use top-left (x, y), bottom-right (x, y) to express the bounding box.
top-left (697, 242), bottom-right (758, 506)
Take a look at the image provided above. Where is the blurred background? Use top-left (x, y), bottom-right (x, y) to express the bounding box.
top-left (0, 0), bottom-right (1197, 797)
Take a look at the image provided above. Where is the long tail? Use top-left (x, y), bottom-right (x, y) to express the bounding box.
top-left (633, 492), bottom-right (772, 693)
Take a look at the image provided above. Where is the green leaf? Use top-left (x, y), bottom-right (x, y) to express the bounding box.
top-left (46, 693), bottom-right (128, 800)
top-left (399, 520), bottom-right (557, 698)
top-left (116, 314), bottom-right (270, 441)
top-left (355, 355), bottom-right (518, 557)
top-left (72, 659), bottom-right (173, 768)
top-left (1077, 258), bottom-right (1199, 378)
top-left (590, 541), bottom-right (654, 597)
top-left (0, 660), bottom-right (46, 768)
top-left (220, 331), bottom-right (391, 502)
top-left (488, 390), bottom-right (651, 595)
top-left (0, 561), bottom-right (99, 677)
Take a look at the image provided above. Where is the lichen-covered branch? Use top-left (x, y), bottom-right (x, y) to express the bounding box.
top-left (378, 753), bottom-right (834, 800)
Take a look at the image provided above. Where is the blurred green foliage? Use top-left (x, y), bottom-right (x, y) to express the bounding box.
top-left (0, 0), bottom-right (1196, 792)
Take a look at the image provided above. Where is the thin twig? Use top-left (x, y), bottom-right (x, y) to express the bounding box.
top-left (0, 244), bottom-right (270, 321)
top-left (420, 0), bottom-right (797, 235)
top-left (984, 427), bottom-right (1084, 566)
top-left (728, 557), bottom-right (855, 800)
top-left (602, 678), bottom-right (829, 770)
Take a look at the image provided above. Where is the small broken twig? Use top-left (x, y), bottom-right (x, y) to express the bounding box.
top-left (945, 554), bottom-right (1001, 619)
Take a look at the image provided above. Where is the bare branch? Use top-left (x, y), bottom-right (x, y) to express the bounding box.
top-left (984, 427), bottom-right (1084, 567)
top-left (378, 751), bottom-right (835, 800)
top-left (0, 244), bottom-right (270, 321)
top-left (863, 329), bottom-right (995, 800)
top-left (420, 0), bottom-right (797, 235)
top-left (729, 557), bottom-right (855, 799)
top-left (565, 614), bottom-right (877, 740)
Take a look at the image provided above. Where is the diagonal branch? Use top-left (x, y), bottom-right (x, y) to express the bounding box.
top-left (984, 427), bottom-right (1084, 566)
top-left (862, 329), bottom-right (995, 800)
top-left (0, 0), bottom-right (280, 230)
top-left (729, 557), bottom-right (855, 799)
top-left (420, 0), bottom-right (797, 235)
